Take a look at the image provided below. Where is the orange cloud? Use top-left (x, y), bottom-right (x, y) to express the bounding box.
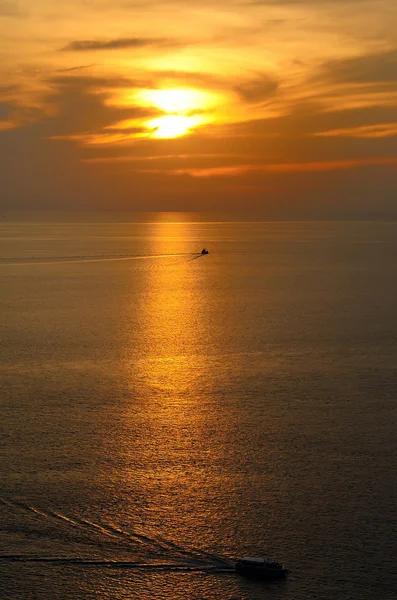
top-left (162, 157), bottom-right (397, 177)
top-left (0, 121), bottom-right (15, 130)
top-left (314, 123), bottom-right (397, 138)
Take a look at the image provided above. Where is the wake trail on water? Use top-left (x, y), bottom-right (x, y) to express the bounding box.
top-left (0, 253), bottom-right (202, 266)
top-left (0, 497), bottom-right (233, 569)
top-left (0, 555), bottom-right (234, 572)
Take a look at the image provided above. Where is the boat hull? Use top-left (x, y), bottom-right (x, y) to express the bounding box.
top-left (236, 565), bottom-right (287, 579)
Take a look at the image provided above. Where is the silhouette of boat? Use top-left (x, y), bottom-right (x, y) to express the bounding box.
top-left (235, 557), bottom-right (287, 579)
top-left (201, 248), bottom-right (209, 255)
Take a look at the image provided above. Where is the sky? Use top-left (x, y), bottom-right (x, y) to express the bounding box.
top-left (1, 0), bottom-right (397, 218)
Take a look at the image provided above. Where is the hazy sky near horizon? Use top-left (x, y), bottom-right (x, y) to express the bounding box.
top-left (1, 0), bottom-right (397, 217)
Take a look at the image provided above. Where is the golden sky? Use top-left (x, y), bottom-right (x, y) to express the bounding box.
top-left (1, 0), bottom-right (397, 216)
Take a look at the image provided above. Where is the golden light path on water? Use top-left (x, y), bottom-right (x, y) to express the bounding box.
top-left (118, 220), bottom-right (233, 570)
top-left (127, 219), bottom-right (209, 458)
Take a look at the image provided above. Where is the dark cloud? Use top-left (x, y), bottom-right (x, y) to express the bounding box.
top-left (48, 74), bottom-right (149, 90)
top-left (232, 102), bottom-right (397, 140)
top-left (0, 84), bottom-right (20, 94)
top-left (0, 102), bottom-right (12, 120)
top-left (61, 37), bottom-right (167, 52)
top-left (103, 126), bottom-right (145, 134)
top-left (39, 75), bottom-right (158, 136)
top-left (317, 49), bottom-right (397, 85)
top-left (234, 75), bottom-right (278, 103)
top-left (0, 0), bottom-right (19, 16)
top-left (0, 75), bottom-right (162, 211)
top-left (0, 97), bottom-right (43, 128)
top-left (0, 74), bottom-right (160, 153)
top-left (56, 64), bottom-right (97, 73)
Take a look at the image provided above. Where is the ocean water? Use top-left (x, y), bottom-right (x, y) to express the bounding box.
top-left (1, 217), bottom-right (396, 600)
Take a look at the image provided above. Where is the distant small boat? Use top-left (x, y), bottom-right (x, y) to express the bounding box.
top-left (235, 557), bottom-right (287, 579)
top-left (201, 248), bottom-right (209, 255)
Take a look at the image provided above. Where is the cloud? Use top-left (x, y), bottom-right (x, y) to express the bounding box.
top-left (48, 74), bottom-right (142, 90)
top-left (0, 74), bottom-right (158, 140)
top-left (0, 0), bottom-right (19, 16)
top-left (152, 157), bottom-right (397, 178)
top-left (0, 97), bottom-right (44, 130)
top-left (56, 64), bottom-right (97, 73)
top-left (314, 123), bottom-right (397, 139)
top-left (61, 37), bottom-right (169, 52)
top-left (234, 75), bottom-right (279, 103)
top-left (51, 129), bottom-right (148, 145)
top-left (318, 49), bottom-right (397, 85)
top-left (0, 74), bottom-right (163, 210)
top-left (40, 75), bottom-right (158, 136)
top-left (0, 103), bottom-right (12, 120)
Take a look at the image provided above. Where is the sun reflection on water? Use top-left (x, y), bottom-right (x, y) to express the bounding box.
top-left (123, 221), bottom-right (216, 490)
top-left (133, 221), bottom-right (206, 394)
top-left (116, 221), bottom-right (246, 580)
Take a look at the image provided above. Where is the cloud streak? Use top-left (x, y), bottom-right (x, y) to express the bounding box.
top-left (56, 64), bottom-right (97, 73)
top-left (234, 75), bottom-right (279, 103)
top-left (149, 157), bottom-right (397, 178)
top-left (314, 123), bottom-right (397, 139)
top-left (61, 37), bottom-right (171, 52)
top-left (317, 50), bottom-right (397, 85)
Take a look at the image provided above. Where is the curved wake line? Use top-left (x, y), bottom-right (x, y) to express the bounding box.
top-left (0, 555), bottom-right (235, 572)
top-left (0, 253), bottom-right (200, 265)
top-left (0, 497), bottom-right (233, 568)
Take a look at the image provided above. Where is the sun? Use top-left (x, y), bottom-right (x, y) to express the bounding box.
top-left (136, 87), bottom-right (216, 139)
top-left (139, 88), bottom-right (212, 113)
top-left (146, 115), bottom-right (204, 139)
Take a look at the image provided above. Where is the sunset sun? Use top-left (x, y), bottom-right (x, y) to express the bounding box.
top-left (147, 115), bottom-right (203, 139)
top-left (140, 88), bottom-right (213, 113)
top-left (136, 87), bottom-right (215, 139)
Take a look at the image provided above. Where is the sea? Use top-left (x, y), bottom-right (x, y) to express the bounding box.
top-left (1, 215), bottom-right (396, 600)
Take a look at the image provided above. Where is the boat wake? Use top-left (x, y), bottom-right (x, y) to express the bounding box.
top-left (0, 497), bottom-right (234, 573)
top-left (0, 555), bottom-right (234, 573)
top-left (0, 253), bottom-right (202, 266)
